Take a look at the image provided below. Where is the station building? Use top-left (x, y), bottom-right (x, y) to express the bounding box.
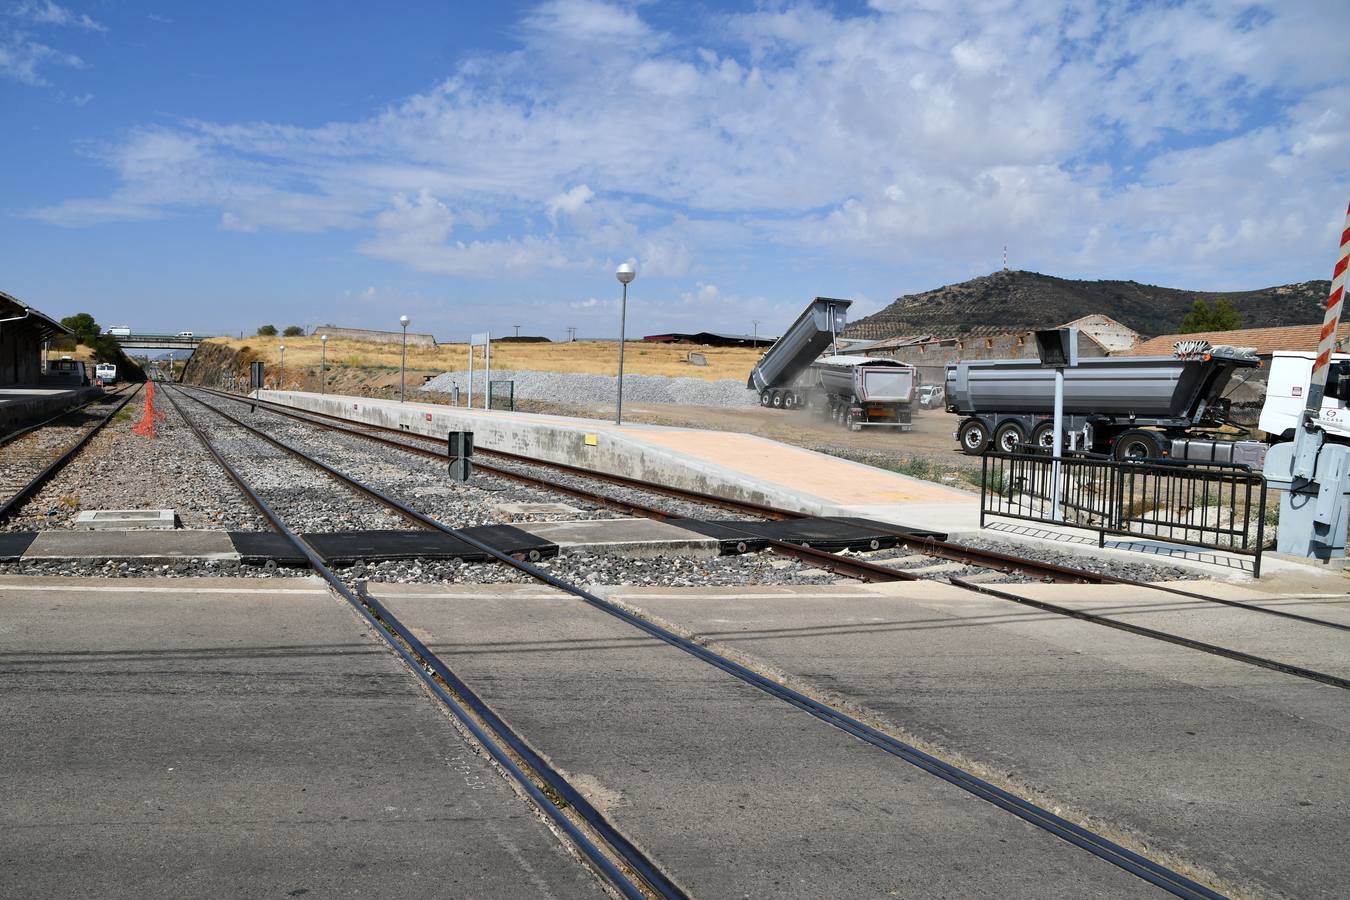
top-left (0, 289), bottom-right (73, 385)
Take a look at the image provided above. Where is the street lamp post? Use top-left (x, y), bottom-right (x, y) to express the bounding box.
top-left (399, 315), bottom-right (410, 402)
top-left (320, 334), bottom-right (328, 395)
top-left (614, 262), bottom-right (636, 426)
top-left (278, 344), bottom-right (285, 390)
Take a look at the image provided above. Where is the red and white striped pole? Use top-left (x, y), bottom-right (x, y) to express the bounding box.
top-left (1305, 200), bottom-right (1350, 414)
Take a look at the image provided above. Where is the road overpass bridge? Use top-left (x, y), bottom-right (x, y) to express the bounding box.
top-left (111, 333), bottom-right (208, 352)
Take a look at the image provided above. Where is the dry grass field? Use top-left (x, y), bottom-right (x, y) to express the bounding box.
top-left (206, 336), bottom-right (764, 381)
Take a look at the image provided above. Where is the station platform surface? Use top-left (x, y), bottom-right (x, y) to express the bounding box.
top-left (0, 576), bottom-right (600, 899)
top-left (260, 390), bottom-right (976, 529)
top-left (604, 579), bottom-right (1350, 900)
top-left (0, 384), bottom-right (102, 432)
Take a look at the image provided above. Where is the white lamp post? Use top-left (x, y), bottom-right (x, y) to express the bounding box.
top-left (320, 334), bottom-right (328, 395)
top-left (399, 315), bottom-right (410, 402)
top-left (278, 344), bottom-right (285, 390)
top-left (615, 262), bottom-right (636, 425)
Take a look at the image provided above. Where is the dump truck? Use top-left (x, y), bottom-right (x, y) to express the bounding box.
top-left (945, 344), bottom-right (1263, 459)
top-left (748, 297), bottom-right (916, 430)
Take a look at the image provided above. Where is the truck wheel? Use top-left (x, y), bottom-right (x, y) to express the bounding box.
top-left (993, 422), bottom-right (1025, 454)
top-left (845, 410), bottom-right (860, 431)
top-left (1030, 422), bottom-right (1056, 450)
top-left (1113, 430), bottom-right (1160, 461)
top-left (957, 420), bottom-right (990, 455)
top-left (760, 390), bottom-right (772, 407)
top-left (771, 390), bottom-right (784, 408)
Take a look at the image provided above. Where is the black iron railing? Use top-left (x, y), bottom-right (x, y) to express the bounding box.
top-left (980, 449), bottom-right (1267, 576)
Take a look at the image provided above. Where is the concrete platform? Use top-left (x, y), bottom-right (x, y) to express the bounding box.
top-left (377, 582), bottom-right (1162, 898)
top-left (260, 390), bottom-right (976, 520)
top-left (0, 385), bottom-right (103, 432)
top-left (0, 576), bottom-right (602, 899)
top-left (610, 580), bottom-right (1350, 900)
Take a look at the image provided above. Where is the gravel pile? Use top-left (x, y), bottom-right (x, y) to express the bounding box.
top-left (421, 368), bottom-right (758, 409)
top-left (4, 389), bottom-right (266, 532)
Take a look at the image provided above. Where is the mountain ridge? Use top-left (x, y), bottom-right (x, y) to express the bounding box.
top-left (844, 270), bottom-right (1331, 340)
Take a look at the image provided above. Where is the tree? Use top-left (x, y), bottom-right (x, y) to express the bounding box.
top-left (256, 324), bottom-right (278, 336)
top-left (282, 325), bottom-right (304, 337)
top-left (60, 312), bottom-right (101, 344)
top-left (1178, 298), bottom-right (1243, 334)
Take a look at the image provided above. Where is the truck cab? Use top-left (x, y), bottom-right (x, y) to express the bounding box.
top-left (1259, 351), bottom-right (1350, 441)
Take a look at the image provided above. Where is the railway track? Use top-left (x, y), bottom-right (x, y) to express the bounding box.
top-left (0, 384), bottom-right (141, 523)
top-left (168, 383), bottom-right (1228, 900)
top-left (188, 387), bottom-right (1350, 632)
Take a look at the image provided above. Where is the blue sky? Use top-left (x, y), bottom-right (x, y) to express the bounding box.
top-left (2, 0), bottom-right (1348, 341)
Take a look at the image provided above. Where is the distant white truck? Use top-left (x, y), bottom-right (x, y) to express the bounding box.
top-left (106, 325), bottom-right (131, 337)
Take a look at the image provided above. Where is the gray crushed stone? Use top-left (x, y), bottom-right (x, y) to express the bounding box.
top-left (421, 367), bottom-right (757, 408)
top-left (211, 392), bottom-right (742, 522)
top-left (3, 388), bottom-right (266, 532)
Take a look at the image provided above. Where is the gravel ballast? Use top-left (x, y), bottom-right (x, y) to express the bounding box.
top-left (422, 367), bottom-right (758, 409)
top-left (4, 387), bottom-right (266, 532)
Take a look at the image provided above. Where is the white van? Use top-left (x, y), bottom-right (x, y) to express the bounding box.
top-left (177, 330), bottom-right (194, 338)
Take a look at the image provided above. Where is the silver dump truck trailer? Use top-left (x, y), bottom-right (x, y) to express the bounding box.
top-left (749, 297), bottom-right (915, 430)
top-left (945, 346), bottom-right (1263, 459)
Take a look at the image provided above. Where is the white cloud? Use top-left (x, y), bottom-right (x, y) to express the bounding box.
top-left (24, 0), bottom-right (1350, 290)
top-left (0, 30), bottom-right (80, 85)
top-left (12, 1), bottom-right (104, 32)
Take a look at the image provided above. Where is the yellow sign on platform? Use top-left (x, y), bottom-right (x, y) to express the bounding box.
top-left (584, 433), bottom-right (598, 446)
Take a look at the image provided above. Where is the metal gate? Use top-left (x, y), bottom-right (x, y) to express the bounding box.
top-left (980, 450), bottom-right (1268, 576)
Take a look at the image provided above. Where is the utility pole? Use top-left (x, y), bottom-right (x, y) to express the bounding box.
top-left (566, 326), bottom-right (576, 342)
top-left (752, 319), bottom-right (760, 348)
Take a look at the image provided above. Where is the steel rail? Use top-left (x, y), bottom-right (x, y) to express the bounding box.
top-left (165, 387), bottom-right (680, 900)
top-left (193, 386), bottom-right (793, 519)
top-left (175, 386), bottom-right (1226, 900)
top-left (0, 383), bottom-right (143, 523)
top-left (951, 577), bottom-right (1350, 690)
top-left (188, 386), bottom-right (1350, 630)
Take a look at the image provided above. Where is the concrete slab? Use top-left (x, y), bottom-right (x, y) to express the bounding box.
top-left (378, 583), bottom-right (1163, 899)
top-left (514, 517), bottom-right (721, 558)
top-left (612, 581), bottom-right (1350, 900)
top-left (73, 508), bottom-right (176, 530)
top-left (0, 576), bottom-right (601, 899)
top-left (22, 529), bottom-right (239, 563)
top-left (988, 581), bottom-right (1350, 677)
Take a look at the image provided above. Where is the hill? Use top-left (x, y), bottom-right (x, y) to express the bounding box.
top-left (844, 270), bottom-right (1330, 340)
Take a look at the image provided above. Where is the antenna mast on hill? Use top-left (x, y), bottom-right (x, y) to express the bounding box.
top-left (1003, 245), bottom-right (1009, 271)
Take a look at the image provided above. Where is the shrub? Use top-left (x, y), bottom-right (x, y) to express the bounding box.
top-left (257, 324), bottom-right (278, 336)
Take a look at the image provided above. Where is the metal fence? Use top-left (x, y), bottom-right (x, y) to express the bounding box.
top-left (980, 449), bottom-right (1268, 576)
